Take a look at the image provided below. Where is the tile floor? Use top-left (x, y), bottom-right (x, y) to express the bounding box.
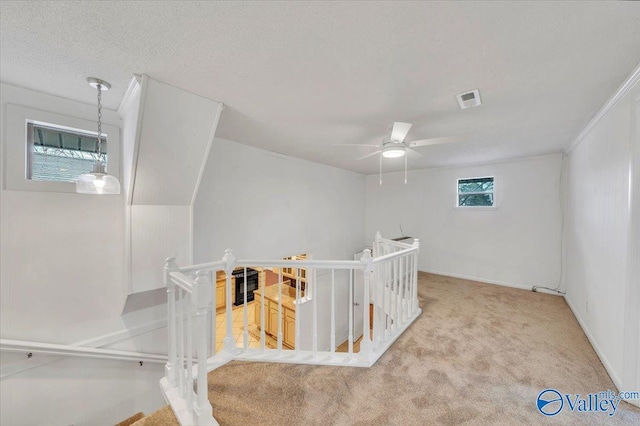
top-left (213, 301), bottom-right (358, 353)
top-left (214, 302), bottom-right (262, 352)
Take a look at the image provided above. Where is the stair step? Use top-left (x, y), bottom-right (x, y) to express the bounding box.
top-left (114, 412), bottom-right (144, 426)
top-left (130, 406), bottom-right (178, 426)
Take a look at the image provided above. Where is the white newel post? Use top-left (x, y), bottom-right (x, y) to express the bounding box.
top-left (412, 239), bottom-right (420, 311)
top-left (374, 231), bottom-right (382, 257)
top-left (164, 256), bottom-right (179, 386)
top-left (360, 249), bottom-right (374, 361)
top-left (222, 249), bottom-right (236, 352)
top-left (193, 270), bottom-right (215, 425)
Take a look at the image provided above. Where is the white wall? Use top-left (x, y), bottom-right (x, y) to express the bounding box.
top-left (563, 70), bottom-right (640, 398)
top-left (0, 83), bottom-right (127, 343)
top-left (295, 269), bottom-right (353, 351)
top-left (0, 357), bottom-right (164, 426)
top-left (121, 75), bottom-right (223, 294)
top-left (0, 83), bottom-right (167, 425)
top-left (631, 93), bottom-right (640, 397)
top-left (193, 137), bottom-right (366, 350)
top-left (365, 154), bottom-right (563, 290)
top-left (193, 137), bottom-right (366, 262)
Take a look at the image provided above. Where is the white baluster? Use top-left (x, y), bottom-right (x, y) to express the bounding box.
top-left (222, 249), bottom-right (236, 352)
top-left (393, 256), bottom-right (399, 333)
top-left (312, 268), bottom-right (318, 356)
top-left (348, 269), bottom-right (354, 355)
top-left (278, 269), bottom-right (283, 353)
top-left (400, 255), bottom-right (406, 323)
top-left (381, 259), bottom-right (387, 340)
top-left (295, 268), bottom-right (301, 356)
top-left (330, 269), bottom-right (335, 353)
top-left (410, 255), bottom-right (414, 314)
top-left (210, 270), bottom-right (216, 356)
top-left (164, 257), bottom-right (178, 386)
top-left (243, 267), bottom-right (248, 352)
top-left (413, 239), bottom-right (420, 313)
top-left (178, 288), bottom-right (185, 397)
top-left (360, 249), bottom-right (374, 361)
top-left (185, 291), bottom-right (193, 410)
top-left (260, 271), bottom-right (266, 352)
top-left (193, 270), bottom-right (215, 425)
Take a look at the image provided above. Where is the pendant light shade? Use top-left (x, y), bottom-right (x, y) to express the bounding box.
top-left (76, 77), bottom-right (121, 195)
top-left (76, 161), bottom-right (121, 194)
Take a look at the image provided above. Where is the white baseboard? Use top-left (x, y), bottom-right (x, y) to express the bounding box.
top-left (563, 295), bottom-right (623, 391)
top-left (419, 269), bottom-right (560, 294)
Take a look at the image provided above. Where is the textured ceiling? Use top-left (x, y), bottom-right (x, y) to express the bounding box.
top-left (2, 1), bottom-right (640, 174)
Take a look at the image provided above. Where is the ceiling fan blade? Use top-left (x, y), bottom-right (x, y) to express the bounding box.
top-left (391, 122), bottom-right (412, 142)
top-left (355, 150), bottom-right (382, 161)
top-left (332, 143), bottom-right (380, 147)
top-left (406, 147), bottom-right (423, 158)
top-left (407, 135), bottom-right (461, 148)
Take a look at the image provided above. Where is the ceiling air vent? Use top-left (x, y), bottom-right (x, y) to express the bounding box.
top-left (456, 89), bottom-right (481, 109)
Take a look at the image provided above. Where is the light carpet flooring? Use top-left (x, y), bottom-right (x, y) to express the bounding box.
top-left (134, 272), bottom-right (640, 425)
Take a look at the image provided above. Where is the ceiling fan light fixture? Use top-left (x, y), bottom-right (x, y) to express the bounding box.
top-left (382, 145), bottom-right (406, 158)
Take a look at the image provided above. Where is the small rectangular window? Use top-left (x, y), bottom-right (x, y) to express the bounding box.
top-left (457, 176), bottom-right (494, 207)
top-left (27, 122), bottom-right (107, 183)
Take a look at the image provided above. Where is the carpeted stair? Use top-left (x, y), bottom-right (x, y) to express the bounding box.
top-left (115, 412), bottom-right (145, 426)
top-left (130, 406), bottom-right (178, 426)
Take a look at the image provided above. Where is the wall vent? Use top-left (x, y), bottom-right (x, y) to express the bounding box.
top-left (456, 89), bottom-right (482, 109)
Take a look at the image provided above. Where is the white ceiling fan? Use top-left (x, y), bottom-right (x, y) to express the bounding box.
top-left (335, 122), bottom-right (459, 184)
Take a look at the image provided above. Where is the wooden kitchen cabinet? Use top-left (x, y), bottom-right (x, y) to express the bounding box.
top-left (268, 301), bottom-right (280, 337)
top-left (215, 283), bottom-right (225, 311)
top-left (283, 306), bottom-right (295, 348)
top-left (215, 272), bottom-right (235, 313)
top-left (254, 300), bottom-right (262, 327)
top-left (253, 283), bottom-right (299, 349)
top-left (281, 254), bottom-right (307, 290)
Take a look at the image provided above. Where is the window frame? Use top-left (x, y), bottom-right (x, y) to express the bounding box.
top-left (26, 121), bottom-right (110, 183)
top-left (455, 175), bottom-right (497, 209)
top-left (4, 103), bottom-right (120, 193)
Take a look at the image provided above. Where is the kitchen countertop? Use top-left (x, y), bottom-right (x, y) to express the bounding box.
top-left (253, 281), bottom-right (304, 310)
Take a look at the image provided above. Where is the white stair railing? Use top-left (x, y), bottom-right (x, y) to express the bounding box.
top-left (161, 233), bottom-right (421, 426)
top-left (371, 232), bottom-right (420, 351)
top-left (161, 259), bottom-right (220, 426)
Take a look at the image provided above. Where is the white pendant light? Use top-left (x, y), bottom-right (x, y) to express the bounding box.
top-left (76, 78), bottom-right (121, 195)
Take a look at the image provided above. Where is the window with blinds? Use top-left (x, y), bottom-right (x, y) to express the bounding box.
top-left (457, 176), bottom-right (495, 207)
top-left (27, 122), bottom-right (108, 183)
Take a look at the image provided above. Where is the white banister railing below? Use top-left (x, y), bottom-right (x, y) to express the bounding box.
top-left (160, 233), bottom-right (421, 426)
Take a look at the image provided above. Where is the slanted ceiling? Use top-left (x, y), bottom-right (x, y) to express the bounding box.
top-left (130, 77), bottom-right (221, 205)
top-left (1, 2), bottom-right (640, 174)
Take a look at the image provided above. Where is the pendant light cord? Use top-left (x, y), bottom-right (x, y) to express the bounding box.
top-left (96, 83), bottom-right (103, 159)
top-left (404, 151), bottom-right (408, 184)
